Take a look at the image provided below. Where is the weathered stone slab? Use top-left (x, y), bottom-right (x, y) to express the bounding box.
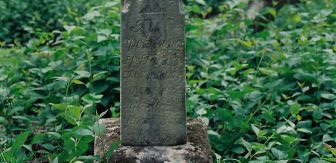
top-left (94, 119), bottom-right (213, 163)
top-left (120, 0), bottom-right (186, 146)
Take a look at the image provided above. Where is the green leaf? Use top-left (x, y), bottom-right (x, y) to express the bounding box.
top-left (196, 108), bottom-right (207, 115)
top-left (93, 123), bottom-right (106, 137)
top-left (92, 83), bottom-right (109, 94)
top-left (11, 131), bottom-right (31, 152)
top-left (75, 129), bottom-right (94, 137)
top-left (238, 40), bottom-right (253, 47)
top-left (75, 71), bottom-right (91, 78)
top-left (195, 0), bottom-right (206, 5)
top-left (321, 93), bottom-right (336, 100)
top-left (228, 90), bottom-right (244, 100)
top-left (231, 146), bottom-right (245, 154)
top-left (97, 35), bottom-right (107, 42)
top-left (47, 132), bottom-right (62, 139)
top-left (241, 139), bottom-right (252, 154)
top-left (78, 155), bottom-right (100, 161)
top-left (54, 76), bottom-right (70, 82)
top-left (72, 80), bottom-right (85, 85)
top-left (62, 105), bottom-right (83, 125)
top-left (50, 103), bottom-right (67, 110)
top-left (277, 125), bottom-right (296, 134)
top-left (64, 25), bottom-right (76, 32)
top-left (93, 71), bottom-right (108, 81)
top-left (325, 145), bottom-right (336, 156)
top-left (207, 130), bottom-right (220, 138)
top-left (251, 124), bottom-right (260, 136)
top-left (310, 158), bottom-right (330, 163)
top-left (82, 94), bottom-right (103, 104)
top-left (322, 134), bottom-right (334, 143)
top-left (259, 68), bottom-right (277, 76)
top-left (50, 157), bottom-right (59, 163)
top-left (297, 128), bottom-right (313, 134)
top-left (42, 144), bottom-right (56, 151)
top-left (67, 105), bottom-right (83, 119)
top-left (105, 141), bottom-right (122, 161)
top-left (267, 7), bottom-right (277, 17)
top-left (271, 148), bottom-right (287, 160)
top-left (280, 135), bottom-right (297, 144)
top-left (322, 157), bottom-right (336, 162)
top-left (290, 103), bottom-right (301, 115)
top-left (32, 134), bottom-right (44, 144)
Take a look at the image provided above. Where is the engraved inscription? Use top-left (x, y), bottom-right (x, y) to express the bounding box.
top-left (126, 38), bottom-right (184, 49)
top-left (122, 54), bottom-right (183, 66)
top-left (124, 114), bottom-right (184, 127)
top-left (139, 0), bottom-right (163, 13)
top-left (121, 0), bottom-right (186, 146)
top-left (130, 18), bottom-right (164, 37)
top-left (123, 95), bottom-right (182, 109)
top-left (124, 86), bottom-right (184, 97)
top-left (122, 68), bottom-right (182, 79)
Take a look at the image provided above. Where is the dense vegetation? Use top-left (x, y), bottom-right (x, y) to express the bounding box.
top-left (1, 0), bottom-right (336, 162)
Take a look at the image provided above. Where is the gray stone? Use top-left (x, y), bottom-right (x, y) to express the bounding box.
top-left (95, 119), bottom-right (213, 163)
top-left (120, 0), bottom-right (186, 146)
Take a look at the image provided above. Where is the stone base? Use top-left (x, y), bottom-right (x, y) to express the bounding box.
top-left (94, 118), bottom-right (213, 163)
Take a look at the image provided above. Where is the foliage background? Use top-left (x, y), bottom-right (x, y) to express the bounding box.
top-left (0, 0), bottom-right (336, 162)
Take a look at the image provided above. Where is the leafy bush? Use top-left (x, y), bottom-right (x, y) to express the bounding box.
top-left (0, 1), bottom-right (120, 162)
top-left (186, 0), bottom-right (336, 162)
top-left (0, 0), bottom-right (108, 44)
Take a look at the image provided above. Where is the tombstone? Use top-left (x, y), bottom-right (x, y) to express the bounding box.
top-left (120, 0), bottom-right (186, 146)
top-left (94, 0), bottom-right (213, 162)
